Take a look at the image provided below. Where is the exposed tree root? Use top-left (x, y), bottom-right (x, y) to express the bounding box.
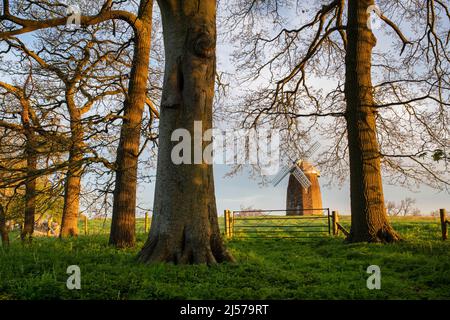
top-left (138, 230), bottom-right (235, 265)
top-left (347, 223), bottom-right (401, 243)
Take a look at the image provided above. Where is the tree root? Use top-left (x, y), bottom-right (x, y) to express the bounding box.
top-left (138, 232), bottom-right (235, 265)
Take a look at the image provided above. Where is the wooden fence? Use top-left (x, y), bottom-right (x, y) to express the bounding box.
top-left (224, 208), bottom-right (331, 239)
top-left (224, 208), bottom-right (449, 241)
top-left (331, 211), bottom-right (350, 237)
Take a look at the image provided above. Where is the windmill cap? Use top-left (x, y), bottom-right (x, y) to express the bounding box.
top-left (299, 160), bottom-right (321, 176)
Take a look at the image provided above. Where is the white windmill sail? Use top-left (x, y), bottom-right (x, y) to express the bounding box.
top-left (271, 141), bottom-right (320, 189)
top-left (271, 165), bottom-right (292, 187)
top-left (292, 164), bottom-right (312, 189)
top-left (304, 141), bottom-right (320, 159)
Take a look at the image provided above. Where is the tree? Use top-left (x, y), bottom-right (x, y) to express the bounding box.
top-left (138, 0), bottom-right (235, 264)
top-left (344, 0), bottom-right (399, 242)
top-left (1, 28), bottom-right (127, 238)
top-left (386, 197), bottom-right (420, 216)
top-left (109, 0), bottom-right (154, 248)
top-left (0, 0), bottom-right (156, 247)
top-left (0, 81), bottom-right (39, 241)
top-left (225, 0), bottom-right (449, 243)
top-left (7, 34), bottom-right (124, 237)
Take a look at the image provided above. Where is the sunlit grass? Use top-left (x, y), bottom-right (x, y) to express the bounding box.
top-left (0, 216), bottom-right (449, 300)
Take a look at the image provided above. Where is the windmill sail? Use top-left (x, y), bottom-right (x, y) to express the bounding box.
top-left (272, 141), bottom-right (320, 188)
top-left (271, 165), bottom-right (292, 187)
top-left (304, 141), bottom-right (320, 159)
top-left (292, 165), bottom-right (312, 189)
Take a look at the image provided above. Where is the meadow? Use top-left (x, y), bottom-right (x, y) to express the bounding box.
top-left (0, 216), bottom-right (449, 300)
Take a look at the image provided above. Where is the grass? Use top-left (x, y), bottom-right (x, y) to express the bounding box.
top-left (0, 216), bottom-right (449, 300)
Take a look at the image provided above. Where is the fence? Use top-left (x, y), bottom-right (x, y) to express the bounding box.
top-left (224, 208), bottom-right (449, 241)
top-left (79, 212), bottom-right (151, 236)
top-left (332, 208), bottom-right (448, 240)
top-left (19, 208), bottom-right (450, 239)
top-left (224, 208), bottom-right (331, 239)
top-left (331, 210), bottom-right (350, 237)
top-left (32, 212), bottom-right (152, 237)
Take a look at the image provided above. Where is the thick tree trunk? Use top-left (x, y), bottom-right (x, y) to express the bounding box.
top-left (60, 103), bottom-right (83, 237)
top-left (60, 170), bottom-right (81, 237)
top-left (20, 105), bottom-right (36, 242)
top-left (344, 0), bottom-right (400, 243)
top-left (109, 1), bottom-right (154, 248)
top-left (0, 203), bottom-right (9, 246)
top-left (138, 0), bottom-right (234, 264)
top-left (21, 152), bottom-right (37, 242)
top-left (59, 115), bottom-right (84, 238)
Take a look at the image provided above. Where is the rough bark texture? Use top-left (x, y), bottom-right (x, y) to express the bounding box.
top-left (20, 100), bottom-right (36, 242)
top-left (0, 203), bottom-right (9, 246)
top-left (109, 0), bottom-right (154, 248)
top-left (138, 0), bottom-right (234, 264)
top-left (286, 163), bottom-right (323, 216)
top-left (60, 104), bottom-right (83, 238)
top-left (345, 0), bottom-right (400, 243)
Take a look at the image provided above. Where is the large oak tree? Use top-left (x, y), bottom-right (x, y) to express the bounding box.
top-left (0, 0), bottom-right (155, 247)
top-left (138, 0), bottom-right (235, 264)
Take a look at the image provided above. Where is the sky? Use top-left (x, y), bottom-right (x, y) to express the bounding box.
top-left (1, 1), bottom-right (449, 217)
top-left (135, 1), bottom-right (449, 217)
top-left (136, 164), bottom-right (449, 217)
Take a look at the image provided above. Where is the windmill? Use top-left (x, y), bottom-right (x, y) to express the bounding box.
top-left (271, 142), bottom-right (323, 216)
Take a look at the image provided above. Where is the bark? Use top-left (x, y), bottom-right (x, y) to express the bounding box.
top-left (0, 203), bottom-right (9, 246)
top-left (344, 0), bottom-right (400, 243)
top-left (60, 106), bottom-right (83, 238)
top-left (138, 0), bottom-right (235, 264)
top-left (20, 100), bottom-right (36, 242)
top-left (109, 0), bottom-right (154, 248)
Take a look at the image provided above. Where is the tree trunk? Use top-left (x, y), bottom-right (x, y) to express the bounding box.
top-left (60, 111), bottom-right (83, 237)
top-left (109, 1), bottom-right (154, 248)
top-left (0, 203), bottom-right (9, 246)
top-left (344, 0), bottom-right (400, 243)
top-left (20, 104), bottom-right (36, 242)
top-left (138, 0), bottom-right (235, 264)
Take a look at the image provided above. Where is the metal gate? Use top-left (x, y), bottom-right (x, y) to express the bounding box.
top-left (224, 208), bottom-right (331, 239)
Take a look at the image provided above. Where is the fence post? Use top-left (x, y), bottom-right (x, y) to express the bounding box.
top-left (144, 212), bottom-right (149, 233)
top-left (84, 215), bottom-right (88, 236)
top-left (440, 209), bottom-right (448, 240)
top-left (332, 211), bottom-right (339, 236)
top-left (224, 210), bottom-right (230, 238)
top-left (230, 211), bottom-right (234, 239)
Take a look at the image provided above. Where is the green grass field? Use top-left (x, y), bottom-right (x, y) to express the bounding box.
top-left (0, 216), bottom-right (449, 300)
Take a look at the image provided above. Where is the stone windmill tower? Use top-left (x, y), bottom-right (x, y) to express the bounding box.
top-left (285, 161), bottom-right (322, 216)
top-left (271, 142), bottom-right (323, 216)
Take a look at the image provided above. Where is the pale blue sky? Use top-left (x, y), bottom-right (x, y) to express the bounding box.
top-left (136, 164), bottom-right (449, 216)
top-left (215, 4), bottom-right (448, 215)
top-left (135, 2), bottom-right (449, 216)
top-left (2, 2), bottom-right (448, 216)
